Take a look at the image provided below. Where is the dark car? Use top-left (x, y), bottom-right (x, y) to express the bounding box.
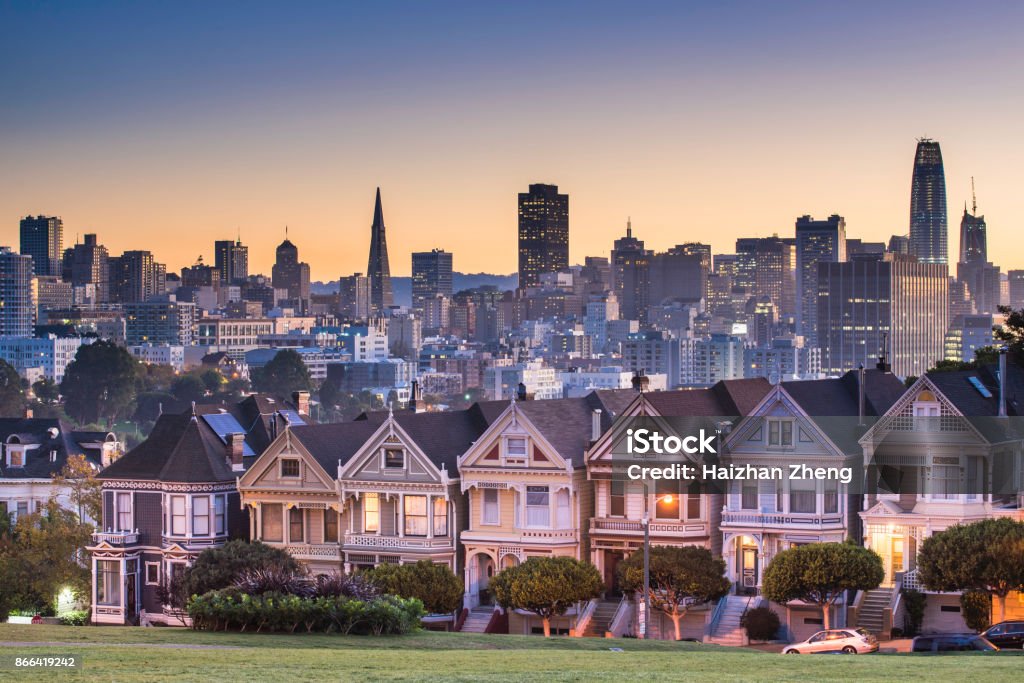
top-left (911, 634), bottom-right (1000, 653)
top-left (982, 622), bottom-right (1024, 649)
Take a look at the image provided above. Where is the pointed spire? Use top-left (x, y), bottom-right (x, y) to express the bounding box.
top-left (626, 216), bottom-right (632, 238)
top-left (373, 187), bottom-right (384, 228)
top-left (971, 176), bottom-right (977, 215)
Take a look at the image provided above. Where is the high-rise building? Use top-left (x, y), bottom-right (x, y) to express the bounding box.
top-left (338, 273), bottom-right (370, 320)
top-left (887, 235), bottom-right (910, 255)
top-left (124, 295), bottom-right (197, 346)
top-left (65, 234), bottom-right (109, 302)
top-left (955, 185), bottom-right (999, 314)
top-left (1008, 270), bottom-right (1024, 310)
top-left (109, 250), bottom-right (160, 303)
top-left (610, 219), bottom-right (650, 323)
top-left (367, 188), bottom-right (393, 313)
top-left (649, 244), bottom-right (709, 307)
top-left (817, 254), bottom-right (948, 378)
top-left (272, 232), bottom-right (311, 311)
top-left (735, 236), bottom-right (796, 320)
top-left (19, 216), bottom-right (63, 277)
top-left (215, 238), bottom-right (249, 285)
top-left (795, 214), bottom-right (847, 345)
top-left (411, 249), bottom-right (453, 310)
top-left (0, 247), bottom-right (36, 337)
top-left (518, 183), bottom-right (569, 289)
top-left (909, 138), bottom-right (948, 265)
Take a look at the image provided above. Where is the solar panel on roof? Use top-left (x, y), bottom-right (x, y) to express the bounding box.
top-left (278, 409), bottom-right (307, 426)
top-left (201, 413), bottom-right (256, 455)
top-left (968, 376), bottom-right (993, 398)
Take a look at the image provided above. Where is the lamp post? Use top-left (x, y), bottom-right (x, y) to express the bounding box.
top-left (641, 486), bottom-right (674, 640)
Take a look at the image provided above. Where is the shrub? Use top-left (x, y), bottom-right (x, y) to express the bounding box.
top-left (900, 588), bottom-right (926, 636)
top-left (363, 561), bottom-right (463, 615)
top-left (961, 591), bottom-right (991, 633)
top-left (182, 540), bottom-right (303, 598)
top-left (58, 610), bottom-right (89, 626)
top-left (740, 606), bottom-right (780, 642)
top-left (314, 572), bottom-right (380, 600)
top-left (233, 566), bottom-right (313, 597)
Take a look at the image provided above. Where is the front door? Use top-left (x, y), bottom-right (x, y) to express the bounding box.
top-left (741, 547), bottom-right (758, 594)
top-left (604, 551), bottom-right (624, 596)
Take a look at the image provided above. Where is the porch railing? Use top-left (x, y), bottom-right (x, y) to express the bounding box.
top-left (708, 595), bottom-right (729, 636)
top-left (91, 531), bottom-right (139, 545)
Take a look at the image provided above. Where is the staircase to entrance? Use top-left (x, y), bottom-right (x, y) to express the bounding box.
top-left (705, 595), bottom-right (755, 646)
top-left (856, 587), bottom-right (893, 636)
top-left (580, 599), bottom-right (621, 637)
top-left (460, 606), bottom-right (495, 633)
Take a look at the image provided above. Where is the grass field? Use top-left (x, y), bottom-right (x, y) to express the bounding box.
top-left (0, 625), bottom-right (1021, 682)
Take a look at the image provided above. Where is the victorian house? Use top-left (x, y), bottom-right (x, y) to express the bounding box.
top-left (586, 379), bottom-right (771, 639)
top-left (859, 362), bottom-right (1024, 635)
top-left (88, 393), bottom-right (308, 625)
top-left (458, 392), bottom-right (633, 635)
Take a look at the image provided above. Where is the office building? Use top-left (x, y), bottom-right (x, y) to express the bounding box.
top-left (1008, 270), bottom-right (1024, 310)
top-left (649, 244), bottom-right (709, 306)
top-left (124, 296), bottom-right (197, 346)
top-left (411, 249), bottom-right (453, 310)
top-left (944, 314), bottom-right (995, 364)
top-left (909, 138), bottom-right (948, 265)
top-left (367, 188), bottom-right (393, 313)
top-left (19, 216), bottom-right (63, 277)
top-left (338, 273), bottom-right (370, 320)
top-left (795, 214), bottom-right (846, 344)
top-left (956, 188), bottom-right (999, 314)
top-left (65, 234), bottom-right (109, 302)
top-left (735, 236), bottom-right (796, 320)
top-left (744, 336), bottom-right (822, 382)
top-left (109, 250), bottom-right (160, 303)
top-left (271, 233), bottom-right (311, 311)
top-left (610, 219), bottom-right (650, 323)
top-left (0, 335), bottom-right (85, 383)
top-left (215, 238), bottom-right (249, 285)
top-left (518, 183), bottom-right (569, 288)
top-left (0, 247), bottom-right (35, 337)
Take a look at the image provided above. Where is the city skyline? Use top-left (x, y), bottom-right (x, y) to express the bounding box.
top-left (2, 3), bottom-right (1023, 276)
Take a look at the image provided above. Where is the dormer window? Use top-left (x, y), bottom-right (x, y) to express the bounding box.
top-left (767, 419), bottom-right (793, 447)
top-left (7, 448), bottom-right (24, 468)
top-left (504, 437), bottom-right (528, 466)
top-left (383, 448), bottom-right (404, 469)
top-left (280, 459), bottom-right (300, 478)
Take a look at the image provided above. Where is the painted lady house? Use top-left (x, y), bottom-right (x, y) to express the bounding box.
top-left (859, 360), bottom-right (1024, 636)
top-left (457, 391), bottom-right (633, 635)
top-left (585, 378), bottom-right (771, 640)
top-left (88, 394), bottom-right (308, 625)
top-left (712, 368), bottom-right (904, 644)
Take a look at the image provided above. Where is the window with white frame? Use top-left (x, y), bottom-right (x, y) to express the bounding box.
top-left (363, 493), bottom-right (380, 532)
top-left (144, 562), bottom-right (160, 585)
top-left (383, 448), bottom-right (404, 469)
top-left (96, 560), bottom-right (120, 606)
top-left (929, 464), bottom-right (960, 500)
top-left (170, 495), bottom-right (187, 536)
top-left (790, 478), bottom-right (816, 513)
top-left (482, 489), bottom-right (499, 525)
top-left (740, 480), bottom-right (758, 510)
top-left (214, 495), bottom-right (226, 535)
top-left (261, 503), bottom-right (283, 541)
top-left (404, 495), bottom-right (427, 536)
top-left (505, 437), bottom-right (527, 465)
top-left (324, 509), bottom-right (339, 542)
top-left (432, 497), bottom-right (447, 536)
top-left (824, 479), bottom-right (839, 514)
top-left (288, 507), bottom-right (304, 543)
top-left (555, 489), bottom-right (570, 528)
top-left (525, 486), bottom-right (549, 526)
top-left (685, 481), bottom-right (701, 520)
top-left (193, 496), bottom-right (210, 536)
top-left (768, 420), bottom-right (793, 447)
top-left (609, 480), bottom-right (625, 517)
top-left (280, 459), bottom-right (300, 478)
top-left (115, 492), bottom-right (132, 531)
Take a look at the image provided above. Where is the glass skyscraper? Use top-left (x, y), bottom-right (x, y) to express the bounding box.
top-left (517, 183), bottom-right (568, 289)
top-left (909, 139), bottom-right (948, 265)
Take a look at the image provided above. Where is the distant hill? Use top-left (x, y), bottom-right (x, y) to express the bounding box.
top-left (311, 272), bottom-right (518, 307)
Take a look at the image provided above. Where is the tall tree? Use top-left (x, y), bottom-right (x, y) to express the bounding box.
top-left (917, 518), bottom-right (1024, 623)
top-left (619, 545), bottom-right (730, 640)
top-left (250, 349), bottom-right (311, 399)
top-left (490, 556), bottom-right (602, 637)
top-left (762, 542), bottom-right (883, 629)
top-left (995, 305), bottom-right (1024, 364)
top-left (61, 341), bottom-right (139, 426)
top-left (51, 454), bottom-right (103, 524)
top-left (31, 377), bottom-right (61, 404)
top-left (365, 560), bottom-right (464, 615)
top-left (0, 359), bottom-right (26, 417)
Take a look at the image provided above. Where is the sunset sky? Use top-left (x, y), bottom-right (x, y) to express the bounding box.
top-left (2, 2), bottom-right (1022, 278)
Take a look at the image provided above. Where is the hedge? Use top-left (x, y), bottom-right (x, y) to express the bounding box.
top-left (187, 590), bottom-right (425, 635)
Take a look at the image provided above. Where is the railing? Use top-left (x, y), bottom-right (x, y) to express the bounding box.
top-left (608, 595), bottom-right (632, 638)
top-left (901, 569), bottom-right (922, 592)
top-left (721, 510), bottom-right (842, 527)
top-left (91, 531), bottom-right (139, 545)
top-left (343, 534), bottom-right (454, 549)
top-left (708, 595), bottom-right (729, 637)
top-left (519, 529), bottom-right (578, 540)
top-left (572, 599), bottom-right (599, 637)
top-left (285, 544), bottom-right (343, 559)
top-left (590, 518), bottom-right (707, 535)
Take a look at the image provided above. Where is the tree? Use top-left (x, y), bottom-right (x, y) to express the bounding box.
top-left (51, 454), bottom-right (103, 524)
top-left (61, 341), bottom-right (139, 426)
top-left (250, 350), bottom-right (311, 399)
top-left (365, 560), bottom-right (464, 615)
top-left (317, 379), bottom-right (340, 410)
top-left (917, 517), bottom-right (1024, 623)
top-left (31, 378), bottom-right (61, 404)
top-left (0, 499), bottom-right (92, 613)
top-left (618, 545), bottom-right (730, 640)
top-left (200, 369), bottom-right (226, 394)
top-left (490, 556), bottom-right (602, 637)
top-left (0, 359), bottom-right (26, 417)
top-left (761, 542), bottom-right (883, 630)
top-left (181, 540), bottom-right (303, 599)
top-left (994, 305), bottom-right (1024, 364)
top-left (171, 374), bottom-right (206, 405)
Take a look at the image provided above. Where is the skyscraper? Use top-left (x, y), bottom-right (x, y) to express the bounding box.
top-left (366, 188), bottom-right (393, 313)
top-left (411, 249), bottom-right (453, 310)
top-left (909, 138), bottom-right (948, 265)
top-left (338, 273), bottom-right (370, 320)
top-left (0, 247), bottom-right (36, 337)
top-left (19, 215), bottom-right (63, 277)
top-left (518, 183), bottom-right (569, 288)
top-left (65, 234), bottom-right (110, 303)
top-left (795, 214), bottom-right (847, 345)
top-left (272, 232), bottom-right (310, 311)
top-left (957, 186), bottom-right (999, 314)
top-left (215, 238), bottom-right (249, 285)
top-left (109, 250), bottom-right (160, 303)
top-left (735, 236), bottom-right (796, 320)
top-left (610, 219), bottom-right (650, 322)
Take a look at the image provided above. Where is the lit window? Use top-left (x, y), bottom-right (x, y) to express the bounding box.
top-left (364, 493), bottom-right (379, 532)
top-left (432, 497), bottom-right (447, 536)
top-left (404, 496), bottom-right (427, 536)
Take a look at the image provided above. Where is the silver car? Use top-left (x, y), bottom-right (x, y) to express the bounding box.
top-left (783, 628), bottom-right (879, 654)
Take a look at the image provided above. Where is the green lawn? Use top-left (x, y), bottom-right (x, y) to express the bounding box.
top-left (0, 625), bottom-right (1020, 682)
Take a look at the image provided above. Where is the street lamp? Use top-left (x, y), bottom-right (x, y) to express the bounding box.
top-left (641, 486), bottom-right (674, 640)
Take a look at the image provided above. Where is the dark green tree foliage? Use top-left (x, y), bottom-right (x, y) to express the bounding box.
top-left (61, 340), bottom-right (139, 425)
top-left (900, 588), bottom-right (926, 636)
top-left (619, 545), bottom-right (730, 640)
top-left (995, 305), bottom-right (1024, 364)
top-left (961, 591), bottom-right (992, 633)
top-left (251, 349), bottom-right (312, 399)
top-left (917, 518), bottom-right (1024, 623)
top-left (489, 556), bottom-right (602, 637)
top-left (0, 359), bottom-right (26, 417)
top-left (31, 377), bottom-right (60, 404)
top-left (364, 560), bottom-right (464, 615)
top-left (761, 542), bottom-right (883, 629)
top-left (740, 605), bottom-right (781, 642)
top-left (180, 540), bottom-right (303, 600)
top-left (171, 374), bottom-right (206, 404)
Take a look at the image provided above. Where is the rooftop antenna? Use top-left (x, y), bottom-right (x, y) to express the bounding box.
top-left (971, 177), bottom-right (977, 215)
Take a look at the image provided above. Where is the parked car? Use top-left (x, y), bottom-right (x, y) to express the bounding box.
top-left (981, 621), bottom-right (1024, 649)
top-left (782, 629), bottom-right (879, 654)
top-left (910, 634), bottom-right (999, 653)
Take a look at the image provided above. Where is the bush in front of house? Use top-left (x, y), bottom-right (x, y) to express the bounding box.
top-left (58, 610), bottom-right (90, 626)
top-left (900, 588), bottom-right (926, 636)
top-left (186, 590), bottom-right (425, 635)
top-left (363, 561), bottom-right (463, 615)
top-left (960, 591), bottom-right (991, 633)
top-left (740, 606), bottom-right (780, 642)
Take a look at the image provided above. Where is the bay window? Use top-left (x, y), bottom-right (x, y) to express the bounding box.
top-left (609, 479), bottom-right (625, 517)
top-left (525, 486), bottom-right (549, 527)
top-left (741, 480), bottom-right (758, 510)
top-left (404, 495), bottom-right (428, 536)
top-left (289, 507), bottom-right (304, 543)
top-left (364, 493), bottom-right (379, 532)
top-left (655, 480), bottom-right (680, 519)
top-left (824, 479), bottom-right (839, 514)
top-left (324, 509), bottom-right (339, 543)
top-left (116, 492), bottom-right (132, 531)
top-left (96, 560), bottom-right (120, 606)
top-left (261, 503), bottom-right (283, 542)
top-left (214, 495), bottom-right (226, 535)
top-left (170, 495), bottom-right (187, 536)
top-left (192, 496), bottom-right (210, 536)
top-left (482, 489), bottom-right (499, 525)
top-left (555, 489), bottom-right (571, 528)
top-left (432, 497), bottom-right (448, 536)
top-left (790, 478), bottom-right (816, 513)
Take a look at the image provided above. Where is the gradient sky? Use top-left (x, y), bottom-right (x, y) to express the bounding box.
top-left (2, 2), bottom-right (1023, 278)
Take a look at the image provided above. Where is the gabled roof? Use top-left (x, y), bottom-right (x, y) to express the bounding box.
top-left (925, 363), bottom-right (1024, 417)
top-left (781, 369), bottom-right (906, 418)
top-left (640, 378), bottom-right (772, 418)
top-left (0, 418), bottom-right (99, 479)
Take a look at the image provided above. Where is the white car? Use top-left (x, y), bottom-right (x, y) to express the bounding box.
top-left (782, 628), bottom-right (879, 655)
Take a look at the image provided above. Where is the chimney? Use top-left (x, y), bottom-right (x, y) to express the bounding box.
top-left (999, 347), bottom-right (1008, 418)
top-left (876, 333), bottom-right (891, 373)
top-left (292, 390), bottom-right (310, 417)
top-left (632, 369), bottom-right (649, 393)
top-left (591, 409), bottom-right (602, 442)
top-left (516, 382), bottom-right (529, 402)
top-left (857, 364), bottom-right (866, 427)
top-left (227, 432), bottom-right (245, 471)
